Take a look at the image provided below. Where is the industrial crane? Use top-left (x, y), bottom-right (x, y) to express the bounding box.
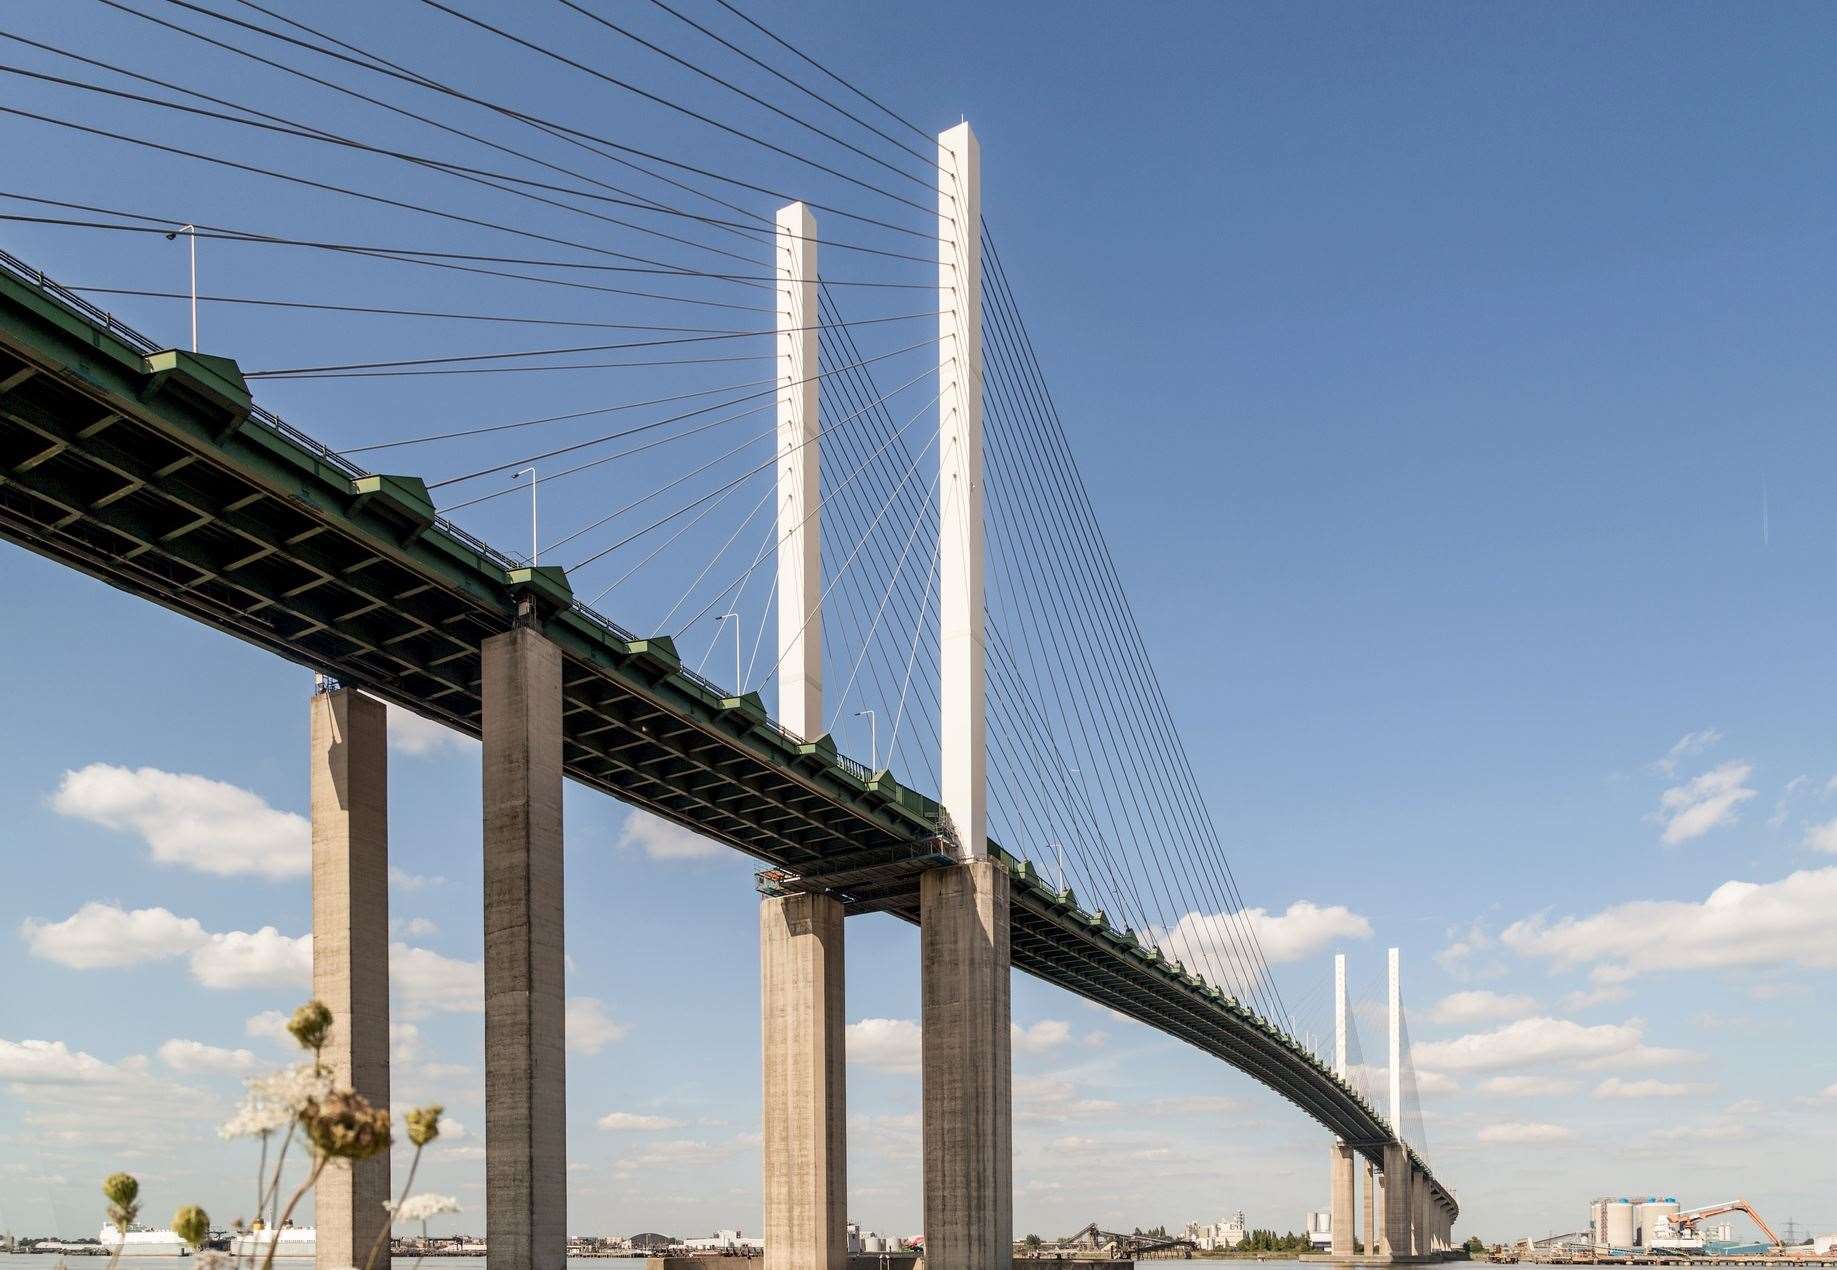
top-left (1663, 1200), bottom-right (1782, 1248)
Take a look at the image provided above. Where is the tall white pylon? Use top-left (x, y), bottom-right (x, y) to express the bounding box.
top-left (1388, 945), bottom-right (1402, 1138)
top-left (775, 202), bottom-right (821, 738)
top-left (1334, 951), bottom-right (1348, 1079)
top-left (937, 121), bottom-right (984, 858)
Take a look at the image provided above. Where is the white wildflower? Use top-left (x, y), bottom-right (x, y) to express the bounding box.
top-left (218, 1063), bottom-right (332, 1138)
top-left (391, 1194), bottom-right (461, 1224)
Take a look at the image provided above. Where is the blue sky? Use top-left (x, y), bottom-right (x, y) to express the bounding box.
top-left (3, 0), bottom-right (1837, 1246)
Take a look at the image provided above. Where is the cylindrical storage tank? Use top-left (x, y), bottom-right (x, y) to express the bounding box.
top-left (1592, 1201), bottom-right (1608, 1246)
top-left (1641, 1201), bottom-right (1681, 1244)
top-left (1607, 1201), bottom-right (1637, 1249)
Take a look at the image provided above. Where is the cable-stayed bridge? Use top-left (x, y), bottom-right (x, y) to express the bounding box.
top-left (0, 4), bottom-right (1455, 1266)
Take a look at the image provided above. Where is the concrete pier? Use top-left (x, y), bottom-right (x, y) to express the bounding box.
top-left (1331, 1141), bottom-right (1356, 1257)
top-left (483, 628), bottom-right (567, 1270)
top-left (760, 892), bottom-right (847, 1270)
top-left (920, 858), bottom-right (1011, 1268)
top-left (1382, 1144), bottom-right (1411, 1259)
top-left (1363, 1160), bottom-right (1377, 1257)
top-left (309, 687), bottom-right (390, 1270)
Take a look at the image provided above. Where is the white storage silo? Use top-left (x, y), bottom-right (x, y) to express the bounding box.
top-left (1592, 1200), bottom-right (1608, 1247)
top-left (1606, 1200), bottom-right (1637, 1249)
top-left (1640, 1200), bottom-right (1681, 1246)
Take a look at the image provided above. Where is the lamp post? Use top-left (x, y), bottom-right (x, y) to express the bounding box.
top-left (513, 467), bottom-right (538, 565)
top-left (854, 708), bottom-right (876, 771)
top-left (164, 223), bottom-right (196, 351)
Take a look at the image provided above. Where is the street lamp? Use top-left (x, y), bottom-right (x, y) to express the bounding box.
top-left (854, 708), bottom-right (877, 771)
top-left (715, 611), bottom-right (741, 691)
top-left (513, 467), bottom-right (538, 565)
top-left (163, 223), bottom-right (196, 351)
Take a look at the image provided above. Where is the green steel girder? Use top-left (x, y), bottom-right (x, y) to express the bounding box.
top-left (0, 255), bottom-right (1456, 1219)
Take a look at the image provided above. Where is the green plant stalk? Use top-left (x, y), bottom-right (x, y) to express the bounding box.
top-left (361, 1144), bottom-right (425, 1270)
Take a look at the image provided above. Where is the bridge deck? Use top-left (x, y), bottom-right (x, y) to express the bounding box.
top-left (0, 249), bottom-right (1451, 1216)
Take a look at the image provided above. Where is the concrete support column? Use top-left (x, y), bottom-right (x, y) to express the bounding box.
top-left (483, 627), bottom-right (567, 1270)
top-left (920, 858), bottom-right (1011, 1268)
top-left (761, 892), bottom-right (847, 1270)
top-left (310, 687), bottom-right (390, 1270)
top-left (1411, 1169), bottom-right (1428, 1257)
top-left (1376, 1170), bottom-right (1390, 1257)
top-left (1382, 1144), bottom-right (1411, 1259)
top-left (1362, 1161), bottom-right (1376, 1257)
top-left (1330, 1142), bottom-right (1355, 1257)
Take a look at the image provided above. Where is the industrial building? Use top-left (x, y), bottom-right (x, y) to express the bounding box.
top-left (1590, 1197), bottom-right (1763, 1252)
top-left (1308, 1210), bottom-right (1334, 1251)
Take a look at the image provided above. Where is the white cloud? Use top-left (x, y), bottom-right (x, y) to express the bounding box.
top-left (1594, 1077), bottom-right (1713, 1100)
top-left (1160, 900), bottom-right (1370, 990)
top-left (1428, 990), bottom-right (1536, 1025)
top-left (597, 1111), bottom-right (683, 1131)
top-left (1414, 1069), bottom-right (1460, 1095)
top-left (1651, 729), bottom-right (1722, 776)
top-left (1652, 761), bottom-right (1755, 844)
top-left (1435, 922), bottom-right (1505, 982)
top-left (157, 1039), bottom-right (259, 1075)
top-left (1481, 1075), bottom-right (1576, 1097)
top-left (393, 944), bottom-right (483, 1017)
top-left (1819, 1083), bottom-right (1837, 1101)
top-left (615, 810), bottom-right (723, 862)
top-left (245, 1010), bottom-right (292, 1046)
top-left (846, 1017), bottom-right (921, 1074)
top-left (1148, 1094), bottom-right (1240, 1116)
top-left (1412, 1017), bottom-right (1681, 1073)
top-left (435, 1116), bottom-right (467, 1140)
top-left (1011, 1020), bottom-right (1071, 1055)
top-left (0, 1038), bottom-right (148, 1085)
top-left (20, 902), bottom-right (207, 968)
top-left (397, 917), bottom-right (439, 938)
top-left (52, 763), bottom-right (308, 879)
top-left (1502, 867), bottom-right (1837, 978)
top-left (1802, 818), bottom-right (1837, 854)
top-left (389, 867), bottom-right (446, 892)
top-left (1478, 1121), bottom-right (1575, 1144)
top-left (566, 997), bottom-right (628, 1055)
top-left (190, 927), bottom-right (312, 990)
top-left (385, 703), bottom-right (472, 757)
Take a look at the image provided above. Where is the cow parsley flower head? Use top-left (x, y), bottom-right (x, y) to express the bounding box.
top-left (392, 1195), bottom-right (460, 1224)
top-left (219, 1064), bottom-right (332, 1139)
top-left (405, 1104), bottom-right (444, 1148)
top-left (287, 1001), bottom-right (333, 1053)
top-left (302, 1089), bottom-right (392, 1161)
top-left (172, 1206), bottom-right (210, 1249)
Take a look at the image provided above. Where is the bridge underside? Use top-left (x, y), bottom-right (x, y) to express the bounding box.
top-left (0, 254), bottom-right (1453, 1217)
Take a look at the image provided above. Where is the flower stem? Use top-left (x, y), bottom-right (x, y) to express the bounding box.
top-left (361, 1144), bottom-right (423, 1270)
top-left (259, 1157), bottom-right (325, 1270)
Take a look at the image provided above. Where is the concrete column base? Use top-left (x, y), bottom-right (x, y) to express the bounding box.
top-left (761, 892), bottom-right (847, 1270)
top-left (1331, 1140), bottom-right (1356, 1256)
top-left (1363, 1160), bottom-right (1377, 1257)
top-left (920, 858), bottom-right (1012, 1268)
top-left (310, 688), bottom-right (390, 1270)
top-left (483, 628), bottom-right (567, 1270)
top-left (1382, 1144), bottom-right (1411, 1259)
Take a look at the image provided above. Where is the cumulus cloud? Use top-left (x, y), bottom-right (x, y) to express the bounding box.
top-left (245, 1010), bottom-right (292, 1047)
top-left (191, 927), bottom-right (312, 990)
top-left (615, 810), bottom-right (723, 862)
top-left (1412, 1017), bottom-right (1692, 1074)
top-left (1160, 900), bottom-right (1370, 989)
top-left (1013, 1075), bottom-right (1121, 1123)
top-left (846, 1018), bottom-right (921, 1074)
top-left (1594, 1077), bottom-right (1713, 1100)
top-left (52, 764), bottom-right (308, 879)
top-left (1012, 1020), bottom-right (1071, 1055)
top-left (0, 1038), bottom-right (149, 1085)
top-left (21, 902), bottom-right (207, 968)
top-left (1801, 819), bottom-right (1837, 854)
top-left (389, 868), bottom-right (446, 892)
top-left (598, 1111), bottom-right (684, 1131)
top-left (1652, 761), bottom-right (1755, 844)
top-left (393, 944), bottom-right (483, 1017)
top-left (23, 902), bottom-right (310, 991)
top-left (566, 997), bottom-right (628, 1055)
top-left (1502, 867), bottom-right (1837, 978)
top-left (1478, 1121), bottom-right (1575, 1144)
top-left (1148, 1094), bottom-right (1240, 1116)
top-left (1428, 990), bottom-right (1537, 1025)
top-left (385, 703), bottom-right (473, 757)
top-left (157, 1039), bottom-right (259, 1075)
top-left (0, 1038), bottom-right (216, 1151)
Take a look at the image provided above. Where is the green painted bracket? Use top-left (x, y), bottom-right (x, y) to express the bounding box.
top-left (142, 349), bottom-right (250, 439)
